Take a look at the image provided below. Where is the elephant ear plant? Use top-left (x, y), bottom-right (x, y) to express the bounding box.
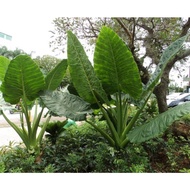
top-left (41, 27), bottom-right (190, 150)
top-left (0, 55), bottom-right (68, 155)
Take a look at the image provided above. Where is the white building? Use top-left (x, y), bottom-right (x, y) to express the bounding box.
top-left (0, 31), bottom-right (13, 49)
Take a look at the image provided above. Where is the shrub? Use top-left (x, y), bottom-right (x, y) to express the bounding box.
top-left (40, 123), bottom-right (150, 173)
top-left (0, 122), bottom-right (150, 173)
top-left (2, 122), bottom-right (190, 173)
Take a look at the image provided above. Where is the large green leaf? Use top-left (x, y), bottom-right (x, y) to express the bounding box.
top-left (94, 26), bottom-right (142, 99)
top-left (127, 102), bottom-right (190, 143)
top-left (41, 90), bottom-right (92, 121)
top-left (0, 56), bottom-right (10, 82)
top-left (67, 31), bottom-right (109, 104)
top-left (1, 55), bottom-right (45, 104)
top-left (45, 59), bottom-right (68, 91)
top-left (142, 34), bottom-right (189, 97)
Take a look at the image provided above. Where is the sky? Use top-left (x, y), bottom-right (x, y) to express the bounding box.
top-left (1, 18), bottom-right (55, 56)
top-left (0, 6), bottom-right (56, 57)
top-left (0, 0), bottom-right (190, 87)
top-left (0, 0), bottom-right (189, 58)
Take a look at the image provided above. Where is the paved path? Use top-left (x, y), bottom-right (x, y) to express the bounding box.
top-left (0, 127), bottom-right (22, 147)
top-left (0, 109), bottom-right (67, 147)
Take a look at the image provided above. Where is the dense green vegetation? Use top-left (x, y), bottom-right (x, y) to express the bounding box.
top-left (1, 115), bottom-right (190, 173)
top-left (0, 26), bottom-right (190, 173)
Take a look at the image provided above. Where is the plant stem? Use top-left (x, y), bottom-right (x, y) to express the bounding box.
top-left (1, 110), bottom-right (29, 149)
top-left (86, 120), bottom-right (115, 147)
top-left (121, 91), bottom-right (152, 140)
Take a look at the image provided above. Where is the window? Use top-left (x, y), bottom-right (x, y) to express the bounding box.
top-left (184, 95), bottom-right (190, 101)
top-left (5, 35), bottom-right (12, 41)
top-left (0, 32), bottom-right (12, 41)
top-left (0, 32), bottom-right (5, 38)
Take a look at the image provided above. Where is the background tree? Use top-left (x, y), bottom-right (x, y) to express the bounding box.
top-left (33, 55), bottom-right (70, 89)
top-left (49, 17), bottom-right (190, 113)
top-left (33, 55), bottom-right (61, 75)
top-left (0, 46), bottom-right (28, 59)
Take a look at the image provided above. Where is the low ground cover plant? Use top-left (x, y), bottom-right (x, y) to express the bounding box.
top-left (1, 119), bottom-right (190, 173)
top-left (0, 123), bottom-right (150, 173)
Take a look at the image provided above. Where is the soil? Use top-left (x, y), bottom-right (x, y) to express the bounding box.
top-left (147, 121), bottom-right (190, 172)
top-left (171, 121), bottom-right (190, 139)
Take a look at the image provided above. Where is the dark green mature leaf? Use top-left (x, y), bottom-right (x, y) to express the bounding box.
top-left (1, 55), bottom-right (45, 104)
top-left (41, 90), bottom-right (92, 121)
top-left (45, 59), bottom-right (68, 91)
top-left (94, 26), bottom-right (142, 99)
top-left (0, 56), bottom-right (10, 82)
top-left (127, 102), bottom-right (190, 143)
top-left (67, 31), bottom-right (109, 104)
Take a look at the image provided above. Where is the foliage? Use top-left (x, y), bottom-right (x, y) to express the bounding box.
top-left (1, 55), bottom-right (45, 103)
top-left (128, 102), bottom-right (190, 143)
top-left (43, 120), bottom-right (67, 144)
top-left (180, 113), bottom-right (190, 126)
top-left (168, 83), bottom-right (184, 93)
top-left (143, 134), bottom-right (190, 172)
top-left (50, 17), bottom-right (190, 113)
top-left (1, 121), bottom-right (190, 173)
top-left (50, 18), bottom-right (185, 54)
top-left (0, 56), bottom-right (10, 111)
top-left (49, 17), bottom-right (115, 53)
top-left (0, 46), bottom-right (28, 60)
top-left (0, 56), bottom-right (10, 82)
top-left (0, 143), bottom-right (53, 173)
top-left (135, 97), bottom-right (159, 126)
top-left (34, 55), bottom-right (62, 76)
top-left (43, 119), bottom-right (77, 145)
top-left (41, 90), bottom-right (92, 121)
top-left (47, 26), bottom-right (190, 150)
top-left (0, 123), bottom-right (150, 173)
top-left (0, 55), bottom-right (68, 155)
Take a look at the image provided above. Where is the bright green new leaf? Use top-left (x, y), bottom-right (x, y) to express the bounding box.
top-left (0, 56), bottom-right (10, 82)
top-left (67, 31), bottom-right (109, 104)
top-left (45, 59), bottom-right (68, 91)
top-left (41, 90), bottom-right (92, 121)
top-left (127, 102), bottom-right (190, 143)
top-left (94, 26), bottom-right (142, 99)
top-left (1, 55), bottom-right (45, 104)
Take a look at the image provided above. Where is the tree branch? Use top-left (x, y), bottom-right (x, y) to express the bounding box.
top-left (136, 23), bottom-right (153, 34)
top-left (180, 18), bottom-right (190, 37)
top-left (113, 18), bottom-right (132, 43)
top-left (175, 48), bottom-right (190, 61)
top-left (86, 18), bottom-right (99, 38)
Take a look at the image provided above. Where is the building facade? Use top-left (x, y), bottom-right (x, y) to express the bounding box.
top-left (0, 31), bottom-right (12, 48)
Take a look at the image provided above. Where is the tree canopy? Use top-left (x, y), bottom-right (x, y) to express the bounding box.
top-left (33, 55), bottom-right (61, 75)
top-left (0, 46), bottom-right (28, 60)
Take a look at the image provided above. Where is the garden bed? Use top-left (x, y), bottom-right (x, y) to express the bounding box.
top-left (1, 121), bottom-right (190, 173)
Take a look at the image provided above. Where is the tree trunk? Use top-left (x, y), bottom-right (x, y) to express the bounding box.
top-left (154, 62), bottom-right (173, 113)
top-left (154, 19), bottom-right (190, 113)
top-left (154, 80), bottom-right (169, 113)
top-left (154, 47), bottom-right (190, 113)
